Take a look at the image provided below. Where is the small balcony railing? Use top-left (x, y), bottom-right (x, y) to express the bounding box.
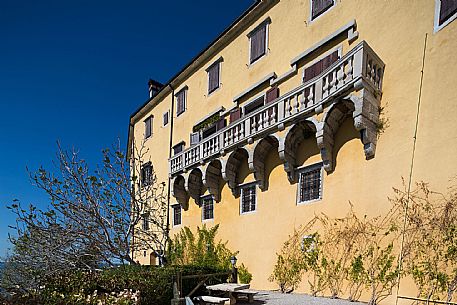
top-left (169, 41), bottom-right (384, 176)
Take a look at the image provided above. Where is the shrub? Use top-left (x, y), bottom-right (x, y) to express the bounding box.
top-left (238, 264), bottom-right (252, 284)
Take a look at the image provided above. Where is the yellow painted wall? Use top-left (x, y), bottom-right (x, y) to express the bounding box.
top-left (130, 0), bottom-right (457, 302)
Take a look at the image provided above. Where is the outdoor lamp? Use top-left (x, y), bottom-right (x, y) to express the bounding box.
top-left (230, 256), bottom-right (237, 267)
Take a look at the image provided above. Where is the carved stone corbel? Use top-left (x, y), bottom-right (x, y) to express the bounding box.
top-left (171, 175), bottom-right (189, 210)
top-left (185, 169), bottom-right (204, 203)
top-left (316, 121), bottom-right (334, 173)
top-left (221, 154), bottom-right (240, 197)
top-left (348, 89), bottom-right (380, 159)
top-left (202, 162), bottom-right (222, 202)
top-left (278, 131), bottom-right (296, 183)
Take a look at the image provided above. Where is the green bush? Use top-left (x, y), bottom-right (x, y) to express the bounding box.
top-left (238, 264), bottom-right (252, 284)
top-left (32, 265), bottom-right (227, 305)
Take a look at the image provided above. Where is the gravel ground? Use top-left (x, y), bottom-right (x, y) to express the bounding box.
top-left (242, 291), bottom-right (365, 305)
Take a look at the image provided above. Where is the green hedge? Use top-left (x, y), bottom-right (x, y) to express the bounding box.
top-left (36, 265), bottom-right (228, 305)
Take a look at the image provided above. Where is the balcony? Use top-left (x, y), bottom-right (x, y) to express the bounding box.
top-left (170, 41), bottom-right (384, 205)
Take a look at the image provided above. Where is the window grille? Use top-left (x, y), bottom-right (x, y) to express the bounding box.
top-left (173, 205), bottom-right (182, 226)
top-left (201, 196), bottom-right (214, 220)
top-left (141, 163), bottom-right (153, 187)
top-left (241, 183), bottom-right (257, 213)
top-left (298, 163), bottom-right (323, 203)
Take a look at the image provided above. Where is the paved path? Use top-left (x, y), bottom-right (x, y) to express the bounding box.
top-left (244, 291), bottom-right (365, 305)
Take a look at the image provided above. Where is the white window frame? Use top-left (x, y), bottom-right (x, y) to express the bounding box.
top-left (172, 204), bottom-right (182, 227)
top-left (434, 0), bottom-right (457, 33)
top-left (239, 182), bottom-right (257, 215)
top-left (201, 195), bottom-right (214, 222)
top-left (247, 17), bottom-right (271, 66)
top-left (309, 0), bottom-right (336, 23)
top-left (296, 162), bottom-right (324, 205)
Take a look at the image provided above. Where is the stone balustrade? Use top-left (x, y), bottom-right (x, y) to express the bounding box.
top-left (169, 41), bottom-right (384, 178)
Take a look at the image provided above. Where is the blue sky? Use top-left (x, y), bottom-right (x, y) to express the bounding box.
top-left (0, 0), bottom-right (253, 258)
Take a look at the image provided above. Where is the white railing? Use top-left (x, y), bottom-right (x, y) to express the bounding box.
top-left (169, 41), bottom-right (384, 175)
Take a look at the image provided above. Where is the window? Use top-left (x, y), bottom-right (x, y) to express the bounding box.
top-left (144, 116), bottom-right (153, 139)
top-left (207, 61), bottom-right (221, 94)
top-left (297, 163), bottom-right (323, 204)
top-left (141, 162), bottom-right (153, 187)
top-left (201, 195), bottom-right (214, 221)
top-left (163, 111), bottom-right (169, 126)
top-left (303, 50), bottom-right (339, 83)
top-left (176, 88), bottom-right (187, 116)
top-left (248, 18), bottom-right (270, 64)
top-left (435, 0), bottom-right (457, 31)
top-left (244, 96), bottom-right (265, 115)
top-left (173, 142), bottom-right (185, 155)
top-left (142, 214), bottom-right (150, 231)
top-left (240, 183), bottom-right (257, 214)
top-left (172, 205), bottom-right (182, 226)
top-left (311, 0), bottom-right (334, 20)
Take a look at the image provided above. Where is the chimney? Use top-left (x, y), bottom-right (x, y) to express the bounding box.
top-left (148, 79), bottom-right (164, 98)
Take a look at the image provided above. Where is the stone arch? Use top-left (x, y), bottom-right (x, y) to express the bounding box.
top-left (249, 135), bottom-right (279, 191)
top-left (222, 148), bottom-right (249, 197)
top-left (317, 99), bottom-right (355, 173)
top-left (279, 120), bottom-right (317, 182)
top-left (171, 175), bottom-right (189, 210)
top-left (202, 160), bottom-right (223, 202)
top-left (185, 168), bottom-right (204, 203)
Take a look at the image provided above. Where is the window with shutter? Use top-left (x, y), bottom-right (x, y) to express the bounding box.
top-left (311, 0), bottom-right (334, 20)
top-left (190, 132), bottom-right (200, 145)
top-left (230, 108), bottom-right (242, 123)
top-left (176, 89), bottom-right (186, 116)
top-left (163, 111), bottom-right (169, 126)
top-left (266, 86), bottom-right (280, 104)
top-left (249, 21), bottom-right (268, 64)
top-left (144, 116), bottom-right (153, 139)
top-left (303, 50), bottom-right (339, 83)
top-left (207, 62), bottom-right (220, 94)
top-left (173, 142), bottom-right (185, 155)
top-left (439, 0), bottom-right (457, 25)
top-left (244, 96), bottom-right (265, 115)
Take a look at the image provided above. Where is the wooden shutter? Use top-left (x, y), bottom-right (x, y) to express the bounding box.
top-left (266, 86), bottom-right (280, 104)
top-left (163, 112), bottom-right (169, 126)
top-left (145, 116), bottom-right (152, 138)
top-left (176, 90), bottom-right (185, 115)
top-left (304, 51), bottom-right (339, 83)
top-left (173, 143), bottom-right (184, 155)
top-left (208, 63), bottom-right (220, 93)
top-left (250, 24), bottom-right (266, 63)
top-left (312, 0), bottom-right (334, 19)
top-left (215, 118), bottom-right (226, 131)
top-left (190, 132), bottom-right (200, 146)
top-left (230, 108), bottom-right (242, 123)
top-left (440, 0), bottom-right (457, 25)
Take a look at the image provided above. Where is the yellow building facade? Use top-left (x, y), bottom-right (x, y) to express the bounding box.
top-left (127, 0), bottom-right (457, 303)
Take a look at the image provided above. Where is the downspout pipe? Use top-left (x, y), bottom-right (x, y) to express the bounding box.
top-left (164, 83), bottom-right (175, 264)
